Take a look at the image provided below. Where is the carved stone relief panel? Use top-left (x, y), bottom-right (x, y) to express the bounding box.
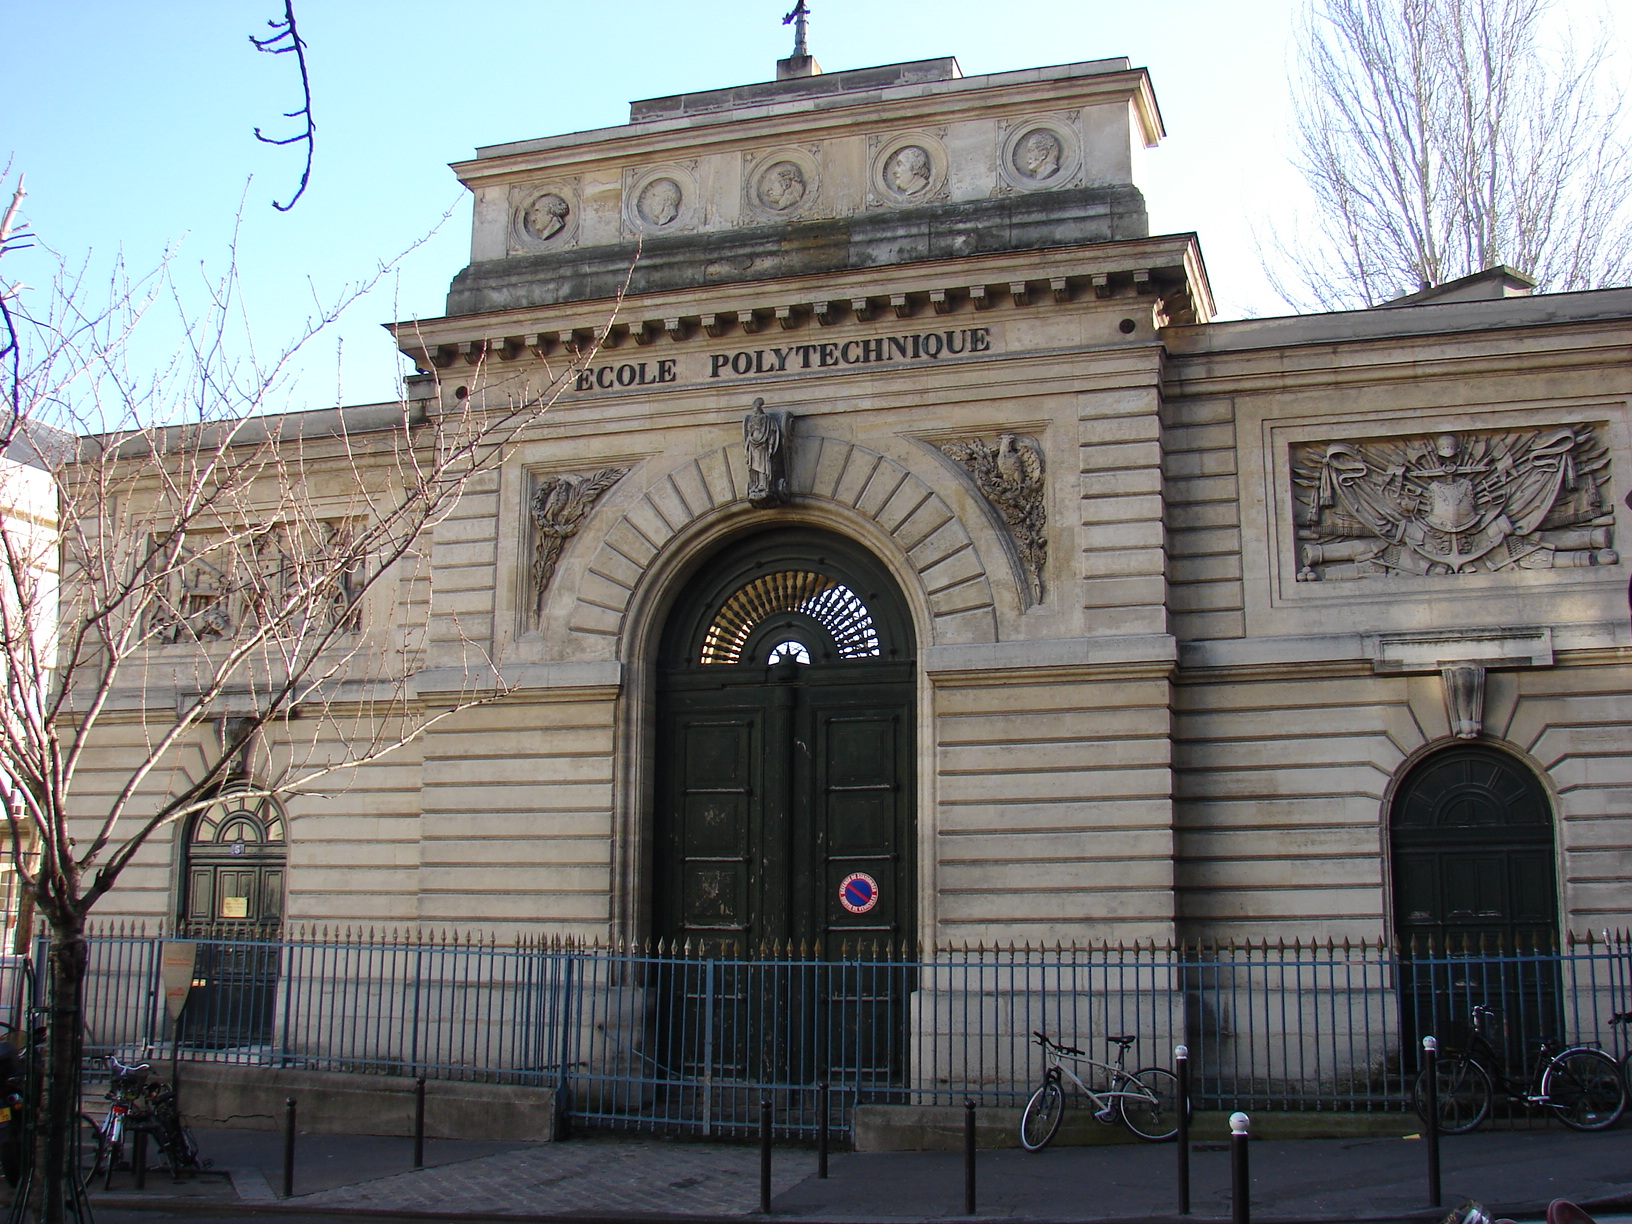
top-left (622, 162), bottom-right (700, 237)
top-left (995, 114), bottom-right (1081, 195)
top-left (937, 434), bottom-right (1047, 604)
top-left (1291, 425), bottom-right (1616, 581)
top-left (510, 180), bottom-right (580, 252)
top-left (147, 521), bottom-right (360, 645)
top-left (867, 130), bottom-right (950, 208)
top-left (741, 147), bottom-right (822, 224)
top-left (530, 468), bottom-right (627, 622)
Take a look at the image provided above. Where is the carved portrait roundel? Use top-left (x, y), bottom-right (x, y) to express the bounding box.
top-left (998, 118), bottom-right (1080, 192)
top-left (870, 132), bottom-right (949, 206)
top-left (745, 149), bottom-right (820, 222)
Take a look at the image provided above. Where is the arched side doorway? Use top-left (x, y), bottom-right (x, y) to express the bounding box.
top-left (177, 788), bottom-right (286, 1048)
top-left (652, 527), bottom-right (915, 1092)
top-left (1390, 745), bottom-right (1561, 1060)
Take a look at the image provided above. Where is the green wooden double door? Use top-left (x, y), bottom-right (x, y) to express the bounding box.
top-left (656, 662), bottom-right (913, 955)
top-left (650, 529), bottom-right (916, 1093)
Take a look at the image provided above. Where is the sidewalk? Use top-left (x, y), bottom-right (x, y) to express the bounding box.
top-left (85, 1123), bottom-right (1632, 1222)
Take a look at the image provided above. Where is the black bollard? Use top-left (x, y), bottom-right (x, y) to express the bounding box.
top-left (1230, 1111), bottom-right (1250, 1224)
top-left (760, 1096), bottom-right (773, 1214)
top-left (132, 1126), bottom-right (148, 1190)
top-left (1175, 1045), bottom-right (1191, 1215)
top-left (817, 1082), bottom-right (829, 1179)
top-left (964, 1098), bottom-right (977, 1216)
top-left (282, 1096), bottom-right (297, 1199)
top-left (1423, 1036), bottom-right (1441, 1208)
top-left (413, 1075), bottom-right (427, 1169)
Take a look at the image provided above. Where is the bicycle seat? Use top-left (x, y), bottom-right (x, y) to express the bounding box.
top-left (1107, 1035), bottom-right (1136, 1048)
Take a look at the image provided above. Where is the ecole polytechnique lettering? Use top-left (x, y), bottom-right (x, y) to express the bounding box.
top-left (572, 327), bottom-right (992, 392)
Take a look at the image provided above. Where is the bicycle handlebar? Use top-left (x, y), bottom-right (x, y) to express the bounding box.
top-left (1032, 1031), bottom-right (1085, 1057)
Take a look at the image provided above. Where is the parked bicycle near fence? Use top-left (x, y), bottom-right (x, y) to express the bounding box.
top-left (78, 1055), bottom-right (206, 1189)
top-left (1412, 1004), bottom-right (1626, 1134)
top-left (1020, 1030), bottom-right (1187, 1148)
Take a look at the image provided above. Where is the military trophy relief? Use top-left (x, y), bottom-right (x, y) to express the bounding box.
top-left (938, 434), bottom-right (1047, 605)
top-left (147, 520), bottom-right (360, 646)
top-left (529, 468), bottom-right (628, 623)
top-left (743, 398), bottom-right (791, 508)
top-left (1290, 425), bottom-right (1616, 582)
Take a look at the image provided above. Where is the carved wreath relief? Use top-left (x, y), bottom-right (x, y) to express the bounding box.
top-left (1291, 426), bottom-right (1616, 581)
top-left (530, 468), bottom-right (626, 619)
top-left (939, 434), bottom-right (1047, 604)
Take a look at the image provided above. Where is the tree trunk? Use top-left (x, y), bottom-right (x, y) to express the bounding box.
top-left (34, 913), bottom-right (86, 1224)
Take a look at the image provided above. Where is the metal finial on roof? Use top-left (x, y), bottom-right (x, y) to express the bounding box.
top-left (783, 1), bottom-right (810, 59)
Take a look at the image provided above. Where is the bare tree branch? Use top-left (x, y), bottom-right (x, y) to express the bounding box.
top-left (1267, 0), bottom-right (1632, 310)
top-left (251, 1), bottom-right (316, 212)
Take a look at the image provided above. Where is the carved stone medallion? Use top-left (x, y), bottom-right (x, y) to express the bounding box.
top-left (996, 118), bottom-right (1079, 194)
top-left (884, 146), bottom-right (933, 197)
top-left (1012, 129), bottom-right (1063, 183)
top-left (1291, 425), bottom-right (1616, 581)
top-left (756, 161), bottom-right (807, 213)
top-left (522, 193), bottom-right (571, 242)
top-left (743, 399), bottom-right (790, 507)
top-left (531, 468), bottom-right (627, 620)
top-left (938, 434), bottom-right (1047, 604)
top-left (636, 177), bottom-right (683, 227)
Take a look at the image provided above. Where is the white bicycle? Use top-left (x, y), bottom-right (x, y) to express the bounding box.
top-left (1020, 1030), bottom-right (1187, 1148)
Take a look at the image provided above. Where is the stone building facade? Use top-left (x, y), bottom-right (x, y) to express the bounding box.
top-left (94, 55), bottom-right (1631, 965)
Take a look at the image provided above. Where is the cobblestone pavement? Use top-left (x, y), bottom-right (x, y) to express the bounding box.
top-left (295, 1134), bottom-right (817, 1217)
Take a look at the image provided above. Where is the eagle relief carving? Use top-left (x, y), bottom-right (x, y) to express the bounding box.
top-left (938, 434), bottom-right (1047, 604)
top-left (1291, 426), bottom-right (1616, 581)
top-left (530, 468), bottom-right (626, 620)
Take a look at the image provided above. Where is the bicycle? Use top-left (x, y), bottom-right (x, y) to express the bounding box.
top-left (78, 1055), bottom-right (207, 1189)
top-left (1411, 1004), bottom-right (1627, 1134)
top-left (1608, 1011), bottom-right (1631, 1088)
top-left (1020, 1030), bottom-right (1187, 1149)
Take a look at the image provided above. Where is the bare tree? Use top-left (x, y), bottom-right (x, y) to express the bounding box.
top-left (1269, 0), bottom-right (1632, 310)
top-left (0, 187), bottom-right (603, 1220)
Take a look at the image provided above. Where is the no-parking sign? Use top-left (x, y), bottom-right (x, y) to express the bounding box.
top-left (838, 872), bottom-right (880, 914)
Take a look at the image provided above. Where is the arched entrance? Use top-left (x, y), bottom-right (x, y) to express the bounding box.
top-left (651, 527), bottom-right (915, 1096)
top-left (1391, 745), bottom-right (1560, 1058)
top-left (178, 788), bottom-right (286, 1047)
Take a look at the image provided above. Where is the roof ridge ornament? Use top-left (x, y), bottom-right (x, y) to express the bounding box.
top-left (778, 1), bottom-right (821, 80)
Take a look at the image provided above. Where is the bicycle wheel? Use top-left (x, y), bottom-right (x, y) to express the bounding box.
top-left (1412, 1058), bottom-right (1492, 1135)
top-left (1543, 1048), bottom-right (1627, 1131)
top-left (1019, 1077), bottom-right (1064, 1151)
top-left (1120, 1067), bottom-right (1185, 1142)
top-left (74, 1113), bottom-right (108, 1191)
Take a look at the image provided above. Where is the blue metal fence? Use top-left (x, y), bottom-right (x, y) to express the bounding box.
top-left (49, 925), bottom-right (1632, 1139)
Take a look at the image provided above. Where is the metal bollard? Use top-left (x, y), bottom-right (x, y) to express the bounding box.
top-left (1423, 1036), bottom-right (1441, 1208)
top-left (132, 1127), bottom-right (148, 1190)
top-left (759, 1096), bottom-right (772, 1214)
top-left (414, 1075), bottom-right (426, 1169)
top-left (282, 1097), bottom-right (297, 1199)
top-left (1230, 1111), bottom-right (1251, 1224)
top-left (964, 1098), bottom-right (977, 1216)
top-left (817, 1082), bottom-right (830, 1179)
top-left (1175, 1045), bottom-right (1191, 1215)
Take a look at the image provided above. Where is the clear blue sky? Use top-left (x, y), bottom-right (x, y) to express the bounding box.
top-left (4, 1), bottom-right (1623, 409)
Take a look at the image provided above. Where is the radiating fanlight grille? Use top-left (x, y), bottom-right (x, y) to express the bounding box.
top-left (700, 570), bottom-right (880, 664)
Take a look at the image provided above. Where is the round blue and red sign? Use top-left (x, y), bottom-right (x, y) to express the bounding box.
top-left (839, 872), bottom-right (880, 914)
